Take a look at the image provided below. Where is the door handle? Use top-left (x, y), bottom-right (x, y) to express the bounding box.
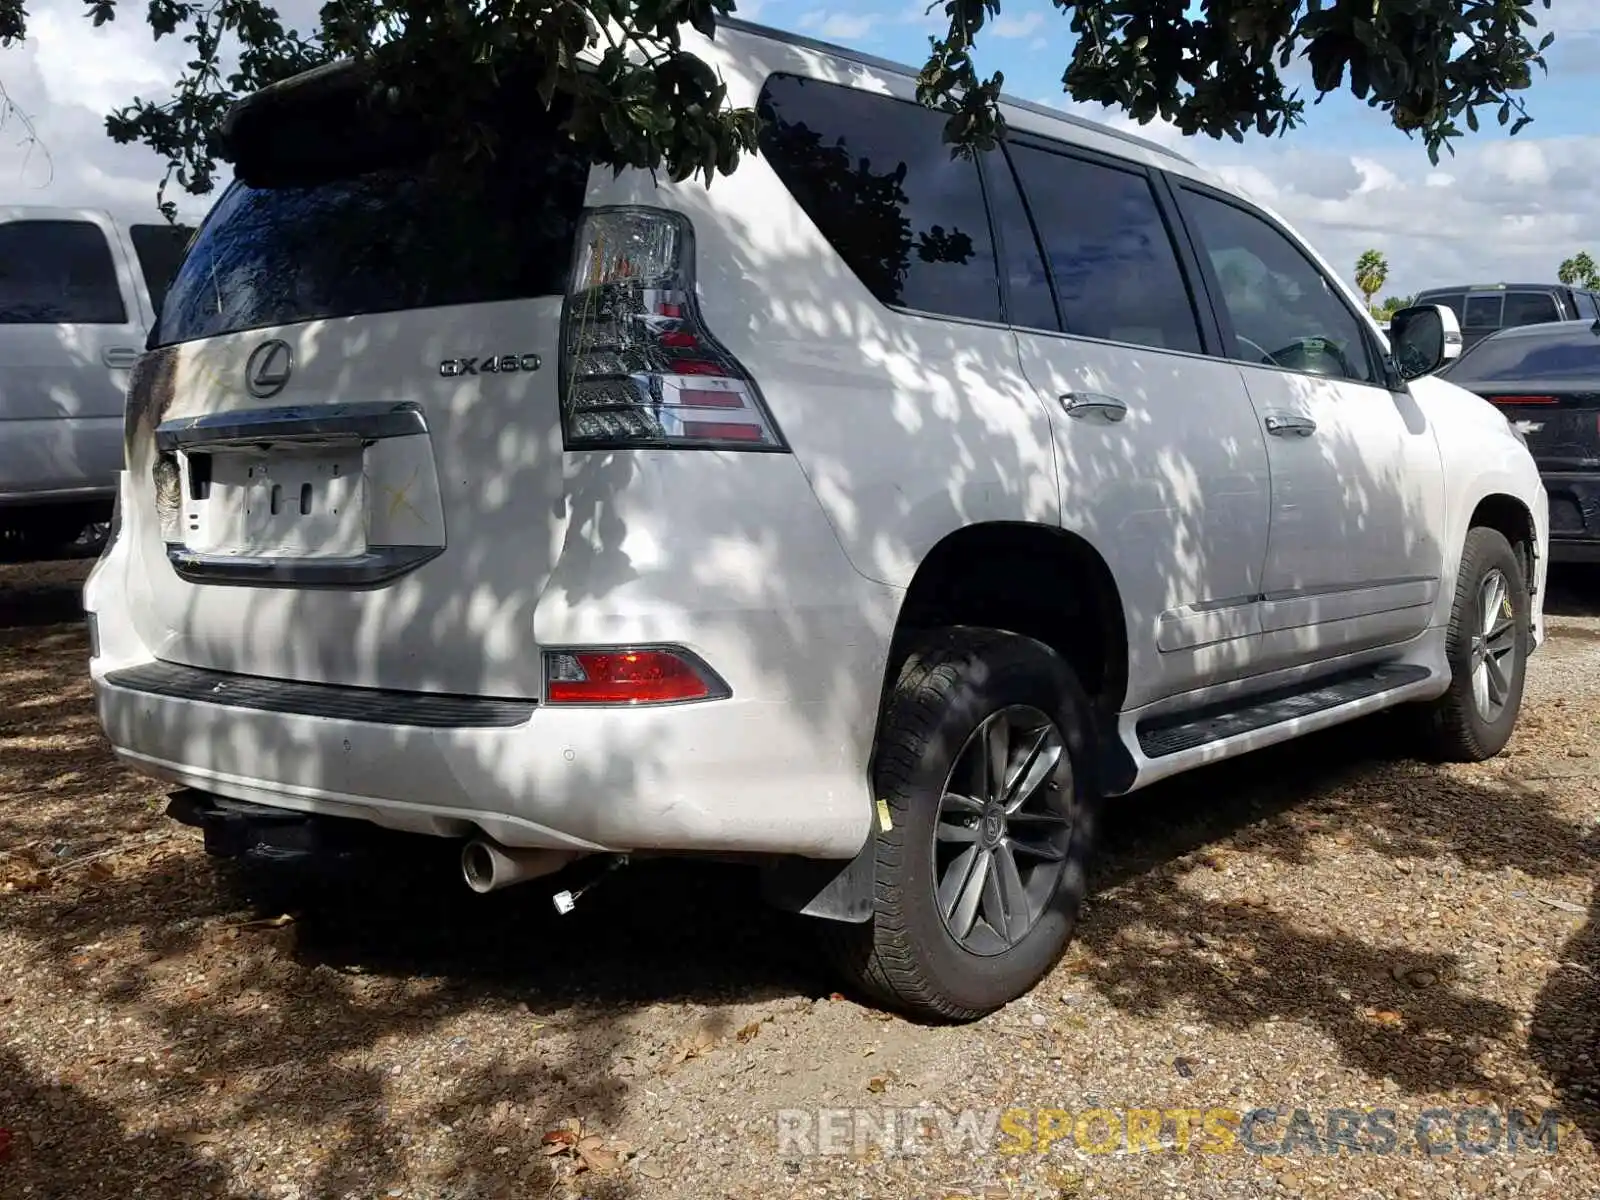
top-left (1263, 411), bottom-right (1317, 438)
top-left (102, 346), bottom-right (141, 369)
top-left (1060, 392), bottom-right (1128, 423)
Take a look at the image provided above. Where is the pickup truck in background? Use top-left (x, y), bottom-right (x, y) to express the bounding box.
top-left (0, 206), bottom-right (192, 558)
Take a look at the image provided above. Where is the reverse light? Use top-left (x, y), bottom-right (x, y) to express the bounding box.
top-left (559, 207), bottom-right (786, 451)
top-left (543, 648), bottom-right (731, 706)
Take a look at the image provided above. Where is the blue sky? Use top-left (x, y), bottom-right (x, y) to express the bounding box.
top-left (2, 0), bottom-right (1596, 296)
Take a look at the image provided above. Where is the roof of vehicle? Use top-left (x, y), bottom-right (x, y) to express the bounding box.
top-left (1416, 283), bottom-right (1575, 294)
top-left (1473, 317), bottom-right (1600, 342)
top-left (226, 19), bottom-right (1194, 175)
top-left (717, 15), bottom-right (1193, 168)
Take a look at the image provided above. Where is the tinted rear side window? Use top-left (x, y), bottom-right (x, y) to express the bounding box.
top-left (157, 99), bottom-right (590, 346)
top-left (1464, 294), bottom-right (1503, 329)
top-left (129, 223), bottom-right (194, 316)
top-left (756, 73), bottom-right (1002, 324)
top-left (1503, 290), bottom-right (1560, 327)
top-left (0, 220), bottom-right (127, 325)
top-left (1006, 143), bottom-right (1200, 353)
top-left (1576, 292), bottom-right (1599, 319)
top-left (1418, 292), bottom-right (1467, 324)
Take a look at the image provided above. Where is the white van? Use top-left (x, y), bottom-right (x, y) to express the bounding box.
top-left (85, 19), bottom-right (1546, 1019)
top-left (0, 207), bottom-right (190, 555)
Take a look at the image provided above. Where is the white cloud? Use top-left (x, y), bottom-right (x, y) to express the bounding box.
top-left (992, 12), bottom-right (1045, 39)
top-left (818, 13), bottom-right (876, 40)
top-left (1028, 35), bottom-right (1049, 51)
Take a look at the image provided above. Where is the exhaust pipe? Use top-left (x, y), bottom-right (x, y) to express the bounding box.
top-left (460, 838), bottom-right (575, 894)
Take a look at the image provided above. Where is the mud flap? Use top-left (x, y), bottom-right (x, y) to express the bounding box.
top-left (758, 832), bottom-right (876, 923)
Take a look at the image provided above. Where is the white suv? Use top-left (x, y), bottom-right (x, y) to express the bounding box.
top-left (85, 18), bottom-right (1548, 1019)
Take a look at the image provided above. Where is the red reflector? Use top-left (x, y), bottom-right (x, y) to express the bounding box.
top-left (546, 650), bottom-right (711, 705)
top-left (681, 421), bottom-right (766, 441)
top-left (675, 388), bottom-right (743, 408)
top-left (1488, 395), bottom-right (1558, 406)
top-left (670, 359), bottom-right (728, 376)
top-left (659, 331), bottom-right (699, 348)
top-left (656, 302), bottom-right (683, 317)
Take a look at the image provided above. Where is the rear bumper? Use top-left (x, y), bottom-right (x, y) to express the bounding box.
top-left (91, 657), bottom-right (874, 858)
top-left (1542, 471), bottom-right (1600, 550)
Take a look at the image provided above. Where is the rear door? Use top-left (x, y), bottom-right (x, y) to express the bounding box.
top-left (0, 210), bottom-right (148, 500)
top-left (999, 140), bottom-right (1273, 707)
top-left (121, 83), bottom-right (592, 697)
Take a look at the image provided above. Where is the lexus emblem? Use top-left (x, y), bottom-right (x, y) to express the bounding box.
top-left (245, 339), bottom-right (293, 399)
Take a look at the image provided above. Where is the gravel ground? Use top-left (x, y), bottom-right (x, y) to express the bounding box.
top-left (1, 558), bottom-right (1597, 1200)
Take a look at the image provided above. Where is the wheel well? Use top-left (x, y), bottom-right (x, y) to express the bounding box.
top-left (1470, 494), bottom-right (1536, 585)
top-left (890, 523), bottom-right (1129, 714)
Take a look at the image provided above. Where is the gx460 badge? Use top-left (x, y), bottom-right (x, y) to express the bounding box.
top-left (440, 354), bottom-right (541, 378)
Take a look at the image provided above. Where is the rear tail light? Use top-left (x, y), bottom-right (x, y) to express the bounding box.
top-left (543, 648), bottom-right (731, 706)
top-left (559, 207), bottom-right (786, 451)
top-left (1487, 395), bottom-right (1559, 406)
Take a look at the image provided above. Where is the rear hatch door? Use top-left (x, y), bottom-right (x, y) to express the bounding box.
top-left (121, 70), bottom-right (592, 697)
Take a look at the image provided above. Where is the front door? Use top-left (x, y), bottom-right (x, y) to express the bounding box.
top-left (1171, 183), bottom-right (1447, 667)
top-left (992, 138), bottom-right (1273, 709)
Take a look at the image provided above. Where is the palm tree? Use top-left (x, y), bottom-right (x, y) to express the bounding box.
top-left (1354, 250), bottom-right (1389, 314)
top-left (1558, 252), bottom-right (1599, 289)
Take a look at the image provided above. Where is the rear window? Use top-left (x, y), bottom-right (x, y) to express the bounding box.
top-left (156, 92), bottom-right (590, 347)
top-left (1502, 290), bottom-right (1560, 327)
top-left (1417, 292), bottom-right (1466, 324)
top-left (0, 219), bottom-right (127, 325)
top-left (755, 73), bottom-right (1003, 324)
top-left (129, 223), bottom-right (194, 316)
top-left (1446, 331), bottom-right (1600, 383)
top-left (1463, 293), bottom-right (1503, 329)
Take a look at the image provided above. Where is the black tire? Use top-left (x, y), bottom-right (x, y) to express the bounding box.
top-left (1418, 526), bottom-right (1531, 762)
top-left (825, 627), bottom-right (1097, 1021)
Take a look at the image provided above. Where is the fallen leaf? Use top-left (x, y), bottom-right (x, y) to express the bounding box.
top-left (173, 1131), bottom-right (225, 1146)
top-left (84, 861), bottom-right (115, 883)
top-left (735, 1021), bottom-right (761, 1043)
top-left (867, 1075), bottom-right (888, 1094)
top-left (233, 914), bottom-right (294, 931)
top-left (637, 1160), bottom-right (665, 1179)
top-left (579, 1145), bottom-right (620, 1173)
top-left (541, 1128), bottom-right (578, 1155)
top-left (1367, 1009), bottom-right (1404, 1028)
top-left (861, 1047), bottom-right (876, 1057)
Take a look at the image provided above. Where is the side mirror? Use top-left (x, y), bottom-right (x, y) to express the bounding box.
top-left (1388, 304), bottom-right (1464, 381)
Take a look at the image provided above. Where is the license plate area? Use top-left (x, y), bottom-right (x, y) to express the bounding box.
top-left (182, 445), bottom-right (365, 559)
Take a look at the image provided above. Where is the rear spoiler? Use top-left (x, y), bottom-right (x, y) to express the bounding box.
top-left (221, 59), bottom-right (420, 188)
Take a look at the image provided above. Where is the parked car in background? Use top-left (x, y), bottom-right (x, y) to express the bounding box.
top-left (1413, 282), bottom-right (1600, 351)
top-left (86, 18), bottom-right (1548, 1020)
top-left (0, 207), bottom-right (192, 557)
top-left (1439, 318), bottom-right (1600, 563)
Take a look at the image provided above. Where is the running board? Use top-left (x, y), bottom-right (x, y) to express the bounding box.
top-left (1135, 663), bottom-right (1432, 759)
